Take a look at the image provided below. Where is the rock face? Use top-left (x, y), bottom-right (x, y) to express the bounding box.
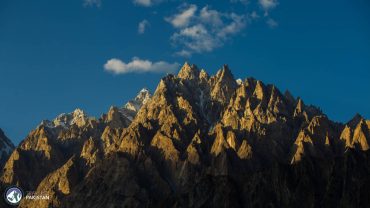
top-left (1, 63), bottom-right (370, 207)
top-left (0, 128), bottom-right (14, 168)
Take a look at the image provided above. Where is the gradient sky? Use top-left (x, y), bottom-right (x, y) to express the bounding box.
top-left (1, 0), bottom-right (370, 144)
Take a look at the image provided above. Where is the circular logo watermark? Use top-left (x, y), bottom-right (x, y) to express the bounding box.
top-left (4, 186), bottom-right (23, 206)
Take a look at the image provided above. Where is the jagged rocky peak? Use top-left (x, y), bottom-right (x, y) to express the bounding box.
top-left (177, 62), bottom-right (200, 80)
top-left (123, 88), bottom-right (151, 113)
top-left (199, 69), bottom-right (209, 81)
top-left (105, 106), bottom-right (129, 128)
top-left (0, 128), bottom-right (15, 166)
top-left (41, 108), bottom-right (89, 128)
top-left (284, 90), bottom-right (295, 104)
top-left (135, 88), bottom-right (151, 105)
top-left (340, 113), bottom-right (370, 151)
top-left (347, 113), bottom-right (364, 128)
top-left (210, 64), bottom-right (237, 103)
top-left (103, 88), bottom-right (153, 129)
top-left (155, 74), bottom-right (178, 94)
top-left (294, 97), bottom-right (305, 115)
top-left (214, 64), bottom-right (235, 83)
top-left (253, 80), bottom-right (265, 100)
top-left (266, 85), bottom-right (289, 115)
top-left (306, 115), bottom-right (332, 137)
top-left (236, 78), bottom-right (243, 85)
top-left (115, 88), bottom-right (152, 123)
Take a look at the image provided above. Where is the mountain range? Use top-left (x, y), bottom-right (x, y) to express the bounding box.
top-left (1, 63), bottom-right (370, 207)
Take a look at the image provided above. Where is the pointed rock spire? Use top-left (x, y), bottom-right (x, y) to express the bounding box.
top-left (237, 139), bottom-right (252, 159)
top-left (284, 90), bottom-right (295, 104)
top-left (106, 106), bottom-right (130, 128)
top-left (353, 121), bottom-right (370, 151)
top-left (199, 69), bottom-right (209, 81)
top-left (210, 124), bottom-right (229, 156)
top-left (51, 108), bottom-right (88, 128)
top-left (210, 65), bottom-right (237, 103)
top-left (325, 132), bottom-right (330, 145)
top-left (294, 98), bottom-right (304, 117)
top-left (135, 88), bottom-right (151, 104)
top-left (123, 88), bottom-right (152, 112)
top-left (215, 64), bottom-right (235, 83)
top-left (253, 80), bottom-right (265, 101)
top-left (348, 113), bottom-right (364, 128)
top-left (236, 78), bottom-right (243, 85)
top-left (340, 114), bottom-right (369, 151)
top-left (177, 62), bottom-right (200, 80)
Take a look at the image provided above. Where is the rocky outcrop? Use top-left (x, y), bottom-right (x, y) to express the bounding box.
top-left (1, 63), bottom-right (370, 207)
top-left (0, 128), bottom-right (14, 168)
top-left (340, 114), bottom-right (370, 151)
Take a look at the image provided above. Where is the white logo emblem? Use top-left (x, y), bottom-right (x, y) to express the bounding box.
top-left (4, 186), bottom-right (23, 205)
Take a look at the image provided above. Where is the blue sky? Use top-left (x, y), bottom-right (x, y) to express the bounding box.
top-left (1, 0), bottom-right (370, 144)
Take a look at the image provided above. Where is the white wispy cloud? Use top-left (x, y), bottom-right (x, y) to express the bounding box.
top-left (250, 11), bottom-right (260, 19)
top-left (133, 0), bottom-right (165, 7)
top-left (216, 13), bottom-right (246, 38)
top-left (133, 0), bottom-right (152, 7)
top-left (138, 20), bottom-right (150, 34)
top-left (199, 6), bottom-right (223, 26)
top-left (175, 50), bottom-right (192, 57)
top-left (83, 0), bottom-right (101, 7)
top-left (168, 5), bottom-right (247, 56)
top-left (171, 24), bottom-right (220, 54)
top-left (266, 18), bottom-right (278, 28)
top-left (165, 4), bottom-right (198, 28)
top-left (104, 57), bottom-right (179, 74)
top-left (259, 0), bottom-right (278, 13)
